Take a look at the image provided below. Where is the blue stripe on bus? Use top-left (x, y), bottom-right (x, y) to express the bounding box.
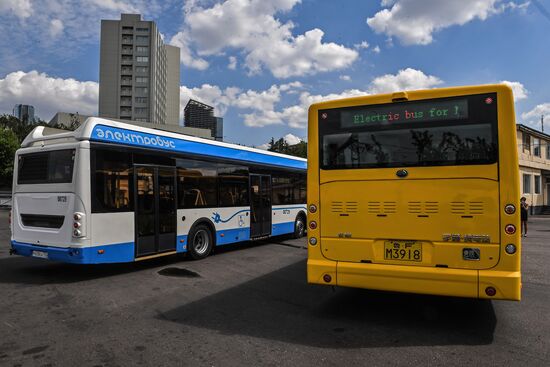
top-left (10, 240), bottom-right (135, 264)
top-left (90, 124), bottom-right (307, 170)
top-left (272, 222), bottom-right (295, 236)
top-left (11, 221), bottom-right (298, 264)
top-left (217, 228), bottom-right (251, 245)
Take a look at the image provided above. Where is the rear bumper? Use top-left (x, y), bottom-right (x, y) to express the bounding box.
top-left (307, 259), bottom-right (521, 301)
top-left (10, 240), bottom-right (135, 264)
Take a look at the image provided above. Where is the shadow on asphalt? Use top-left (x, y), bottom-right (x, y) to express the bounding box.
top-left (159, 259), bottom-right (497, 348)
top-left (0, 239), bottom-right (278, 285)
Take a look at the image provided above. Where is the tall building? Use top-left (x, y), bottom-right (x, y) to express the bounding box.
top-left (184, 99), bottom-right (224, 141)
top-left (99, 14), bottom-right (180, 125)
top-left (12, 104), bottom-right (35, 124)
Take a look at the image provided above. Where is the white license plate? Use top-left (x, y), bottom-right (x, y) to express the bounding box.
top-left (32, 250), bottom-right (48, 259)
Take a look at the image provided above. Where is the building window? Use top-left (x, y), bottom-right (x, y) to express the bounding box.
top-left (122, 26), bottom-right (133, 31)
top-left (135, 118), bottom-right (148, 122)
top-left (135, 97), bottom-right (147, 103)
top-left (523, 174), bottom-right (531, 194)
top-left (135, 66), bottom-right (148, 73)
top-left (136, 27), bottom-right (148, 32)
top-left (136, 35), bottom-right (149, 42)
top-left (523, 134), bottom-right (531, 154)
top-left (547, 142), bottom-right (550, 159)
top-left (135, 76), bottom-right (148, 83)
top-left (135, 108), bottom-right (148, 114)
top-left (136, 87), bottom-right (148, 94)
top-left (136, 56), bottom-right (148, 62)
top-left (136, 46), bottom-right (148, 52)
top-left (535, 175), bottom-right (541, 194)
top-left (533, 138), bottom-right (541, 157)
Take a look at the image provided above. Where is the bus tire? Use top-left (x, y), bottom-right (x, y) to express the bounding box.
top-left (294, 214), bottom-right (306, 239)
top-left (188, 224), bottom-right (213, 260)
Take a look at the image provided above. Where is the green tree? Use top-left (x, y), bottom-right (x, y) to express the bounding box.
top-left (267, 136), bottom-right (307, 158)
top-left (0, 128), bottom-right (19, 188)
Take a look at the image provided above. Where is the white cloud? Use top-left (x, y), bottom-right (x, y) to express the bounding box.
top-left (181, 68), bottom-right (441, 129)
top-left (500, 80), bottom-right (528, 101)
top-left (0, 0), bottom-right (32, 19)
top-left (367, 0), bottom-right (529, 45)
top-left (354, 41), bottom-right (370, 49)
top-left (90, 0), bottom-right (138, 13)
top-left (521, 103), bottom-right (550, 127)
top-left (0, 70), bottom-right (98, 120)
top-left (176, 0), bottom-right (358, 77)
top-left (169, 32), bottom-right (209, 71)
top-left (373, 45), bottom-right (381, 53)
top-left (49, 19), bottom-right (64, 38)
top-left (368, 67), bottom-right (443, 94)
top-left (0, 1), bottom-right (178, 71)
top-left (228, 56), bottom-right (237, 70)
top-left (250, 68), bottom-right (443, 129)
top-left (340, 75), bottom-right (351, 81)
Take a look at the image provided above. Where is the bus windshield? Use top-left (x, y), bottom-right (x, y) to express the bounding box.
top-left (319, 93), bottom-right (498, 169)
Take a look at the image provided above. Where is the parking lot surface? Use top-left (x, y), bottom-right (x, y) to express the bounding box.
top-left (0, 209), bottom-right (549, 366)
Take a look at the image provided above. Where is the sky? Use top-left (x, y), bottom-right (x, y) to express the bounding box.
top-left (0, 0), bottom-right (549, 148)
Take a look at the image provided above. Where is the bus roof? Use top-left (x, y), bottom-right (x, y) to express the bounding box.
top-left (21, 117), bottom-right (307, 170)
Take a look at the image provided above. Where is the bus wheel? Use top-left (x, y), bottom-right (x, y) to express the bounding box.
top-left (294, 215), bottom-right (306, 238)
top-left (188, 224), bottom-right (213, 260)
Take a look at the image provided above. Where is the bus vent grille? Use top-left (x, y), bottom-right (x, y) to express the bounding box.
top-left (450, 201), bottom-right (484, 215)
top-left (408, 201), bottom-right (439, 214)
top-left (331, 201), bottom-right (359, 214)
top-left (367, 201), bottom-right (396, 214)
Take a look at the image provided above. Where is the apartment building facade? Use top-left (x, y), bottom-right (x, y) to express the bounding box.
top-left (517, 124), bottom-right (550, 214)
top-left (99, 14), bottom-right (180, 125)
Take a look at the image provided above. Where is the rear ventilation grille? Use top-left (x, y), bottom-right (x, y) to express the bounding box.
top-left (331, 201), bottom-right (359, 214)
top-left (450, 201), bottom-right (485, 215)
top-left (21, 214), bottom-right (64, 229)
top-left (408, 201), bottom-right (439, 215)
top-left (367, 201), bottom-right (396, 214)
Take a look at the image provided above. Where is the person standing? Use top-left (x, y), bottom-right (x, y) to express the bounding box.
top-left (520, 197), bottom-right (529, 237)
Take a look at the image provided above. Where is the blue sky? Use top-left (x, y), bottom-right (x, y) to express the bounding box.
top-left (0, 0), bottom-right (549, 147)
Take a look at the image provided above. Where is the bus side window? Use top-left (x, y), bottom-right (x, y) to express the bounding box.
top-left (177, 161), bottom-right (217, 209)
top-left (218, 166), bottom-right (249, 207)
top-left (92, 149), bottom-right (133, 213)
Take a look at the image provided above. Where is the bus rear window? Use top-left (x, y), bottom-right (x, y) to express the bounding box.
top-left (319, 93), bottom-right (498, 169)
top-left (18, 149), bottom-right (75, 184)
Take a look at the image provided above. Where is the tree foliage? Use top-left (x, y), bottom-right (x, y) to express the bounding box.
top-left (267, 137), bottom-right (307, 158)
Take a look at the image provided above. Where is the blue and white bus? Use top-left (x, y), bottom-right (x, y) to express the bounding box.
top-left (10, 118), bottom-right (307, 264)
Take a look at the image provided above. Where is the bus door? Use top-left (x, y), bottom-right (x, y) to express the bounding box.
top-left (134, 165), bottom-right (177, 257)
top-left (250, 174), bottom-right (272, 238)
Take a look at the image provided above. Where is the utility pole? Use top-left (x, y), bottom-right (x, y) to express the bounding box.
top-left (542, 114), bottom-right (545, 133)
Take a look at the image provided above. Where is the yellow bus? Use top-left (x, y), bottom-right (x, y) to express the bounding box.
top-left (307, 84), bottom-right (521, 300)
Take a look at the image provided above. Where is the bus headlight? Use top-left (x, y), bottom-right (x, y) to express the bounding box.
top-left (309, 237), bottom-right (317, 246)
top-left (504, 204), bottom-right (516, 214)
top-left (505, 244), bottom-right (517, 254)
top-left (73, 229), bottom-right (81, 237)
top-left (309, 204), bottom-right (317, 213)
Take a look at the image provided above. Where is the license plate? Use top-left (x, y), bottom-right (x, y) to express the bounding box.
top-left (384, 241), bottom-right (422, 262)
top-left (32, 250), bottom-right (48, 259)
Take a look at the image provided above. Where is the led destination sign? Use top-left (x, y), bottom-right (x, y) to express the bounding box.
top-left (340, 98), bottom-right (469, 128)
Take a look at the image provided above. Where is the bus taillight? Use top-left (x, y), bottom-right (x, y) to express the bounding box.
top-left (505, 224), bottom-right (516, 235)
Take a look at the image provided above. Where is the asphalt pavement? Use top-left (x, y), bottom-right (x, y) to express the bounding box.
top-left (0, 209), bottom-right (548, 366)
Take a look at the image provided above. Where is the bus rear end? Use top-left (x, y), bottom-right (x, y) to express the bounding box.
top-left (10, 137), bottom-right (94, 263)
top-left (307, 85), bottom-right (521, 300)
